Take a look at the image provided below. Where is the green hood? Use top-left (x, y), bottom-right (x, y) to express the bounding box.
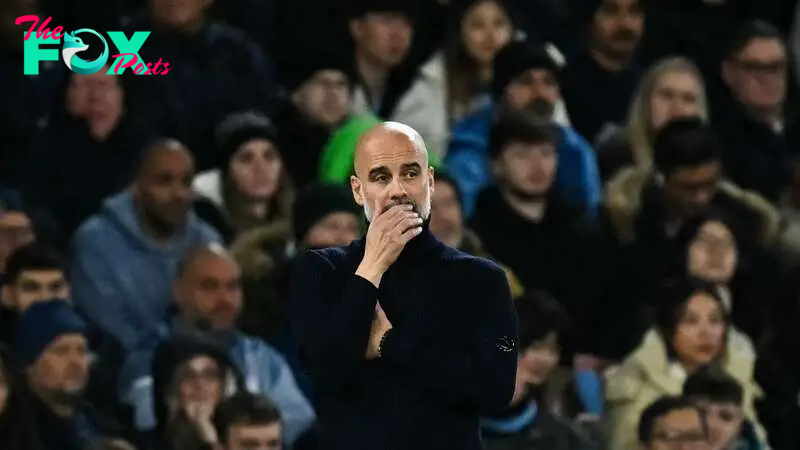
top-left (319, 115), bottom-right (441, 183)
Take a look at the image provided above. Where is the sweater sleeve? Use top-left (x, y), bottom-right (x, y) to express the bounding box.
top-left (379, 261), bottom-right (518, 413)
top-left (288, 249), bottom-right (378, 392)
top-left (70, 228), bottom-right (143, 351)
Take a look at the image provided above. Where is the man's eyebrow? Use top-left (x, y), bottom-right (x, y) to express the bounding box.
top-left (401, 162), bottom-right (422, 171)
top-left (368, 166), bottom-right (390, 178)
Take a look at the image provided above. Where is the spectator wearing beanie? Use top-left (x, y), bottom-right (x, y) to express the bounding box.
top-left (274, 48), bottom-right (358, 189)
top-left (15, 301), bottom-right (126, 450)
top-left (231, 182), bottom-right (363, 343)
top-left (445, 37), bottom-right (601, 218)
top-left (348, 0), bottom-right (450, 158)
top-left (193, 112), bottom-right (295, 244)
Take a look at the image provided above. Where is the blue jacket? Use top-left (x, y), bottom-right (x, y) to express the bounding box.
top-left (69, 191), bottom-right (221, 360)
top-left (128, 330), bottom-right (315, 446)
top-left (230, 333), bottom-right (317, 443)
top-left (445, 102), bottom-right (602, 218)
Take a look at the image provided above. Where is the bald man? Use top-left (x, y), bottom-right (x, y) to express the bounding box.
top-left (70, 139), bottom-right (221, 408)
top-left (289, 122), bottom-right (518, 450)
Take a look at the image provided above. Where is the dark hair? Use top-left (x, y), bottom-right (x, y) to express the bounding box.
top-left (433, 171), bottom-right (463, 208)
top-left (213, 392), bottom-right (282, 442)
top-left (724, 19), bottom-right (782, 60)
top-left (489, 111), bottom-right (559, 159)
top-left (653, 117), bottom-right (722, 177)
top-left (517, 291), bottom-right (568, 349)
top-left (683, 363), bottom-right (744, 406)
top-left (3, 243), bottom-right (64, 286)
top-left (638, 396), bottom-right (704, 443)
top-left (445, 0), bottom-right (514, 115)
top-left (655, 277), bottom-right (728, 355)
top-left (670, 209), bottom-right (742, 279)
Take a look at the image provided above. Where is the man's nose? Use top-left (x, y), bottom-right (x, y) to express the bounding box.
top-left (388, 177), bottom-right (408, 197)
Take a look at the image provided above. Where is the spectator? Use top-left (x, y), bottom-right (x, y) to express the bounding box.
top-left (213, 392), bottom-right (283, 450)
top-left (470, 113), bottom-right (607, 354)
top-left (599, 119), bottom-right (781, 358)
top-left (161, 244), bottom-right (314, 444)
top-left (193, 112), bottom-right (294, 243)
top-left (481, 291), bottom-right (591, 450)
top-left (0, 190), bottom-right (37, 276)
top-left (0, 344), bottom-right (42, 450)
top-left (671, 212), bottom-right (781, 348)
top-left (14, 301), bottom-right (125, 450)
top-left (604, 277), bottom-right (765, 449)
top-left (70, 140), bottom-right (221, 366)
top-left (0, 244), bottom-right (68, 347)
top-left (562, 0), bottom-right (645, 144)
top-left (715, 20), bottom-right (796, 203)
top-left (441, 0), bottom-right (514, 122)
top-left (275, 49), bottom-right (356, 188)
top-left (596, 56), bottom-right (707, 181)
top-left (636, 396), bottom-right (706, 450)
top-left (151, 329), bottom-right (244, 450)
top-left (231, 182), bottom-right (363, 345)
top-left (349, 0), bottom-right (449, 157)
top-left (429, 171), bottom-right (523, 298)
top-left (683, 364), bottom-right (763, 450)
top-left (130, 0), bottom-right (278, 170)
top-left (22, 66), bottom-right (155, 240)
top-left (446, 38), bottom-right (601, 217)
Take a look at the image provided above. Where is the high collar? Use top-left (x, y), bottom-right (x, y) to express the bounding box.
top-left (358, 219), bottom-right (443, 265)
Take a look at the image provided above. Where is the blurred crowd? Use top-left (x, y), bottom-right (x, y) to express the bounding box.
top-left (1, 0), bottom-right (800, 449)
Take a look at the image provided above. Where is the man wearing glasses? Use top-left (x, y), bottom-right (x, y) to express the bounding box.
top-left (717, 19), bottom-right (795, 203)
top-left (637, 396), bottom-right (708, 450)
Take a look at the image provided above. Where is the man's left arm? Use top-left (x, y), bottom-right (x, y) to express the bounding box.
top-left (379, 261), bottom-right (518, 413)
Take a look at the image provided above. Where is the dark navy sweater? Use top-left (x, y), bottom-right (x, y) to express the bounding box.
top-left (289, 225), bottom-right (518, 450)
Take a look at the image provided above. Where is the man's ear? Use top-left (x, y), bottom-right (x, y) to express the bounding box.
top-left (350, 175), bottom-right (364, 206)
top-left (721, 59), bottom-right (734, 87)
top-left (427, 166), bottom-right (435, 193)
top-left (1, 285), bottom-right (13, 308)
top-left (492, 159), bottom-right (504, 180)
top-left (349, 19), bottom-right (363, 41)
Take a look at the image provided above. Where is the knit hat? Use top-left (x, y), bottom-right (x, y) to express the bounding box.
top-left (350, 0), bottom-right (420, 20)
top-left (492, 39), bottom-right (559, 100)
top-left (293, 182), bottom-right (362, 242)
top-left (14, 300), bottom-right (86, 366)
top-left (214, 112), bottom-right (279, 171)
top-left (280, 48), bottom-right (355, 93)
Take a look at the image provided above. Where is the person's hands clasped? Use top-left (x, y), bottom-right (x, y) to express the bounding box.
top-left (366, 304), bottom-right (393, 360)
top-left (356, 197), bottom-right (423, 286)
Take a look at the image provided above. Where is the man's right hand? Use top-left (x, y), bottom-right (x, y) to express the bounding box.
top-left (356, 200), bottom-right (423, 286)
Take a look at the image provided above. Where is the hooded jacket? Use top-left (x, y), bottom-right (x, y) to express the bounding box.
top-left (445, 101), bottom-right (601, 219)
top-left (69, 191), bottom-right (221, 384)
top-left (151, 330), bottom-right (243, 447)
top-left (604, 166), bottom-right (781, 249)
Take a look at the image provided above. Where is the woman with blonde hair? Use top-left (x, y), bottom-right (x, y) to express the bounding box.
top-left (597, 57), bottom-right (708, 179)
